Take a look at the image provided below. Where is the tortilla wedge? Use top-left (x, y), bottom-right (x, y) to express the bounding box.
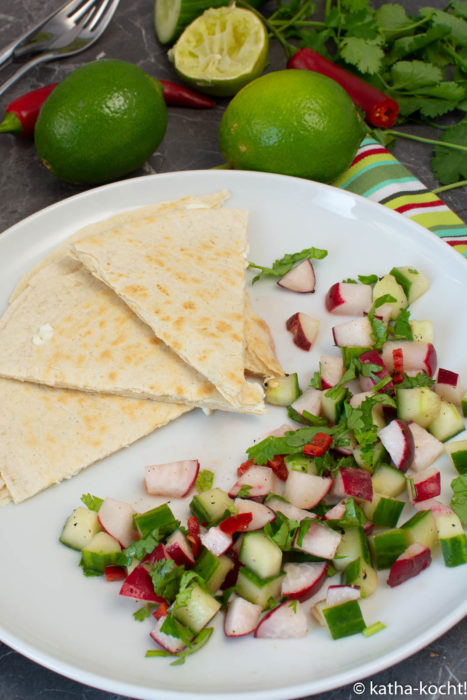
top-left (0, 254), bottom-right (264, 411)
top-left (0, 377), bottom-right (191, 505)
top-left (73, 207), bottom-right (264, 409)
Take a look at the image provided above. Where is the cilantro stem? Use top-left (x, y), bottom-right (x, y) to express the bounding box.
top-left (432, 180), bottom-right (467, 194)
top-left (386, 130), bottom-right (467, 154)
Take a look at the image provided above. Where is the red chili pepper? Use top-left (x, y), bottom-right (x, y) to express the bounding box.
top-left (158, 79), bottom-right (216, 109)
top-left (0, 83), bottom-right (58, 138)
top-left (238, 458), bottom-right (255, 476)
top-left (186, 515), bottom-right (202, 557)
top-left (392, 347), bottom-right (405, 384)
top-left (303, 432), bottom-right (333, 457)
top-left (287, 48), bottom-right (399, 128)
top-left (153, 601), bottom-right (169, 620)
top-left (219, 512), bottom-right (253, 535)
top-left (0, 78), bottom-right (215, 140)
top-left (104, 565), bottom-right (127, 582)
top-left (266, 454), bottom-right (289, 481)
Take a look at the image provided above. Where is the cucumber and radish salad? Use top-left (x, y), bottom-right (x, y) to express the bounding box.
top-left (60, 257), bottom-right (467, 665)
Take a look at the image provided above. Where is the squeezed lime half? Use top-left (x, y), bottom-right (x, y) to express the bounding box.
top-left (168, 6), bottom-right (268, 97)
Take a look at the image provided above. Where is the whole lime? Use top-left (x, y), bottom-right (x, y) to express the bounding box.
top-left (218, 69), bottom-right (366, 183)
top-left (34, 59), bottom-right (168, 185)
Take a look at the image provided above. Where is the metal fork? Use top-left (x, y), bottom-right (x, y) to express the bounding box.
top-left (0, 0), bottom-right (120, 97)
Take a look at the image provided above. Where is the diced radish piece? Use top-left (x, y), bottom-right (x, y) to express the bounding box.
top-left (165, 530), bottom-right (195, 567)
top-left (234, 498), bottom-right (276, 531)
top-left (277, 259), bottom-right (316, 293)
top-left (150, 616), bottom-right (187, 654)
top-left (320, 355), bottom-right (344, 389)
top-left (387, 543), bottom-right (431, 587)
top-left (414, 498), bottom-right (454, 516)
top-left (407, 422), bottom-right (444, 472)
top-left (322, 500), bottom-right (347, 521)
top-left (382, 341), bottom-right (437, 377)
top-left (142, 543), bottom-right (168, 566)
top-left (254, 601), bottom-right (308, 639)
top-left (325, 282), bottom-right (372, 315)
top-left (293, 522), bottom-right (342, 559)
top-left (332, 317), bottom-right (373, 347)
top-left (284, 470), bottom-right (333, 509)
top-left (200, 526), bottom-right (232, 556)
top-left (358, 349), bottom-right (393, 393)
top-left (286, 312), bottom-right (320, 351)
top-left (266, 496), bottom-right (315, 522)
top-left (334, 435), bottom-right (357, 456)
top-left (435, 369), bottom-right (465, 405)
top-left (224, 595), bottom-right (262, 637)
top-left (98, 498), bottom-right (136, 548)
top-left (378, 419), bottom-right (415, 472)
top-left (281, 562), bottom-right (328, 602)
top-left (104, 565), bottom-right (127, 582)
top-left (331, 467), bottom-right (373, 502)
top-left (291, 387), bottom-right (322, 417)
top-left (120, 566), bottom-right (165, 603)
top-left (326, 585), bottom-right (360, 607)
top-left (144, 459), bottom-right (199, 498)
top-left (409, 467), bottom-right (441, 503)
top-left (229, 465), bottom-right (276, 498)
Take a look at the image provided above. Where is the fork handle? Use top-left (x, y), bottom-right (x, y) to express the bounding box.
top-left (0, 53), bottom-right (53, 98)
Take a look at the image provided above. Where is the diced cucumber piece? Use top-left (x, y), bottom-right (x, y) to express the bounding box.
top-left (341, 557), bottom-right (378, 598)
top-left (264, 374), bottom-right (300, 406)
top-left (194, 549), bottom-right (234, 593)
top-left (400, 510), bottom-right (437, 550)
top-left (80, 532), bottom-right (124, 573)
top-left (368, 529), bottom-right (407, 569)
top-left (323, 600), bottom-right (366, 639)
top-left (410, 320), bottom-right (434, 343)
top-left (353, 441), bottom-right (386, 472)
top-left (321, 385), bottom-right (347, 423)
top-left (333, 526), bottom-right (370, 572)
top-left (239, 531), bottom-right (282, 579)
top-left (284, 453), bottom-right (317, 474)
top-left (396, 387), bottom-right (441, 428)
top-left (362, 492), bottom-right (404, 528)
top-left (190, 487), bottom-right (234, 525)
top-left (435, 512), bottom-right (467, 566)
top-left (446, 439), bottom-right (467, 475)
top-left (60, 506), bottom-right (101, 551)
top-left (439, 534), bottom-right (467, 567)
top-left (173, 583), bottom-right (221, 634)
top-left (236, 567), bottom-right (284, 609)
top-left (373, 274), bottom-right (407, 320)
top-left (428, 401), bottom-right (465, 441)
top-left (154, 0), bottom-right (222, 45)
top-left (462, 391), bottom-right (467, 418)
top-left (372, 463), bottom-right (406, 497)
top-left (389, 266), bottom-right (429, 304)
top-left (133, 503), bottom-right (179, 539)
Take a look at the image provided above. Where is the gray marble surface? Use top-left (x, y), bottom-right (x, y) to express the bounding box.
top-left (0, 0), bottom-right (465, 699)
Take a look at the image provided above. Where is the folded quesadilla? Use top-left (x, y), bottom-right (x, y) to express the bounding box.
top-left (72, 207), bottom-right (264, 409)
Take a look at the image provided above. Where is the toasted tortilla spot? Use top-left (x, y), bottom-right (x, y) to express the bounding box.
top-left (122, 284), bottom-right (148, 299)
top-left (108, 371), bottom-right (117, 381)
top-left (182, 301), bottom-right (196, 310)
top-left (216, 321), bottom-right (232, 333)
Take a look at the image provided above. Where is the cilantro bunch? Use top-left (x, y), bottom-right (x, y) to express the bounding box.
top-left (242, 0), bottom-right (467, 190)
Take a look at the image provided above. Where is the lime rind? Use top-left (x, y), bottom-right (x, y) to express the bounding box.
top-left (169, 6), bottom-right (268, 97)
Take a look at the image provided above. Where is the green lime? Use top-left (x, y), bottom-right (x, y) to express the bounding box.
top-left (34, 59), bottom-right (168, 185)
top-left (218, 69), bottom-right (366, 183)
top-left (168, 6), bottom-right (268, 97)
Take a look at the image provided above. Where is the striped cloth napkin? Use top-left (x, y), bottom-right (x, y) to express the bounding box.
top-left (333, 136), bottom-right (467, 259)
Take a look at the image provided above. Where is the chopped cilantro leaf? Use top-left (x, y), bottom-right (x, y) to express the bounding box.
top-left (133, 604), bottom-right (156, 622)
top-left (149, 559), bottom-right (185, 603)
top-left (397, 373), bottom-right (435, 389)
top-left (81, 493), bottom-right (103, 511)
top-left (195, 469), bottom-right (214, 493)
top-left (237, 484), bottom-right (252, 498)
top-left (248, 247), bottom-right (328, 284)
top-left (450, 474), bottom-right (467, 525)
top-left (169, 628), bottom-right (213, 666)
top-left (246, 426), bottom-right (335, 465)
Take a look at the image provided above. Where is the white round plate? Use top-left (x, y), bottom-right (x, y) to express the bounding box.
top-left (0, 170), bottom-right (465, 700)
